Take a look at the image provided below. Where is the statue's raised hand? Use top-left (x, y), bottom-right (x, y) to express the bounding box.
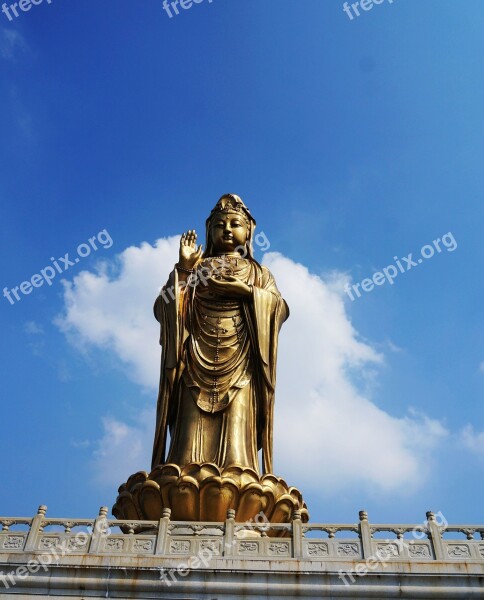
top-left (178, 230), bottom-right (203, 270)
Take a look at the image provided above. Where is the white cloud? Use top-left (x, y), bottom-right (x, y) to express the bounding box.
top-left (24, 321), bottom-right (44, 335)
top-left (91, 411), bottom-right (155, 487)
top-left (265, 253), bottom-right (447, 493)
top-left (0, 28), bottom-right (27, 61)
top-left (460, 425), bottom-right (484, 458)
top-left (57, 238), bottom-right (448, 494)
top-left (57, 237), bottom-right (179, 388)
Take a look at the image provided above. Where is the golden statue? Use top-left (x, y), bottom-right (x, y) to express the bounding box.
top-left (113, 195), bottom-right (308, 525)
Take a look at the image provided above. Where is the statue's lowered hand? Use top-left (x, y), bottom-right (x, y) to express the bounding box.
top-left (207, 275), bottom-right (251, 299)
top-left (179, 230), bottom-right (203, 270)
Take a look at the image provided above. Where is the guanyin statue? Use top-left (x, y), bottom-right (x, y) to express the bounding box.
top-left (114, 194), bottom-right (308, 525)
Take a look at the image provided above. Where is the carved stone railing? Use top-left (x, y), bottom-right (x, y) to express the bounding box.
top-left (1, 505), bottom-right (483, 563)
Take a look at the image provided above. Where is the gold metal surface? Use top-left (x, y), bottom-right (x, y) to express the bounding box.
top-left (113, 194), bottom-right (308, 523)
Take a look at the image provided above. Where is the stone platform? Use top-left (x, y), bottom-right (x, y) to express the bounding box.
top-left (0, 506), bottom-right (483, 598)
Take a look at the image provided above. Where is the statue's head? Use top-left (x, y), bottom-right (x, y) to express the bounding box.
top-left (204, 194), bottom-right (256, 258)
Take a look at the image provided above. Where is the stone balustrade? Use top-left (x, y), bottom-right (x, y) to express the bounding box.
top-left (1, 505), bottom-right (483, 562)
top-left (1, 506), bottom-right (483, 598)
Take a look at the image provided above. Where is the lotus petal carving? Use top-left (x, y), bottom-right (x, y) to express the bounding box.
top-left (113, 462), bottom-right (309, 527)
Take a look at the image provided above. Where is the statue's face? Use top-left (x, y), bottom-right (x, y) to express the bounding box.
top-left (210, 211), bottom-right (249, 254)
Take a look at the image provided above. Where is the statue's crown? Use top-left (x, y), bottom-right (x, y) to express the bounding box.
top-left (207, 194), bottom-right (256, 226)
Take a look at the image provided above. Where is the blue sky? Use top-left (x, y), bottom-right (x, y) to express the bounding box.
top-left (0, 0), bottom-right (483, 527)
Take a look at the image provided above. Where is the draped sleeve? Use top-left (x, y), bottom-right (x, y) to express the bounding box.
top-left (244, 265), bottom-right (289, 474)
top-left (151, 269), bottom-right (190, 468)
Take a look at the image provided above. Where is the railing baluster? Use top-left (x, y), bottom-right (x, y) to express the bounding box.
top-left (224, 509), bottom-right (235, 556)
top-left (292, 510), bottom-right (303, 558)
top-left (426, 511), bottom-right (445, 561)
top-left (155, 508), bottom-right (171, 555)
top-left (24, 505), bottom-right (47, 552)
top-left (359, 510), bottom-right (373, 559)
top-left (88, 507), bottom-right (109, 554)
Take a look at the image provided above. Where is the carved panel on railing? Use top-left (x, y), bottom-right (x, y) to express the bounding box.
top-left (447, 544), bottom-right (471, 558)
top-left (306, 542), bottom-right (329, 558)
top-left (408, 542), bottom-right (432, 559)
top-left (100, 535), bottom-right (158, 555)
top-left (169, 539), bottom-right (192, 555)
top-left (199, 540), bottom-right (221, 554)
top-left (375, 542), bottom-right (400, 558)
top-left (104, 537), bottom-right (126, 552)
top-left (238, 541), bottom-right (259, 556)
top-left (170, 537), bottom-right (224, 557)
top-left (235, 538), bottom-right (292, 558)
top-left (37, 534), bottom-right (90, 553)
top-left (337, 542), bottom-right (361, 558)
top-left (1, 534), bottom-right (26, 550)
top-left (268, 541), bottom-right (290, 557)
top-left (133, 538), bottom-right (154, 553)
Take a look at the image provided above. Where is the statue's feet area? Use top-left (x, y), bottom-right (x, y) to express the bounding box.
top-left (113, 463), bottom-right (309, 525)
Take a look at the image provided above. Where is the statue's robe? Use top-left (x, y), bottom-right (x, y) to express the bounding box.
top-left (151, 256), bottom-right (288, 475)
